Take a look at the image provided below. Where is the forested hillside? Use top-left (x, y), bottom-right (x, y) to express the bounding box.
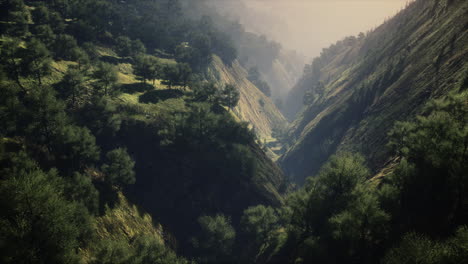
top-left (281, 0), bottom-right (468, 184)
top-left (249, 1), bottom-right (467, 263)
top-left (1, 0), bottom-right (467, 263)
top-left (0, 0), bottom-right (288, 263)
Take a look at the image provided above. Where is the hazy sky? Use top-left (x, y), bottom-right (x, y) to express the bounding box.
top-left (243, 0), bottom-right (410, 58)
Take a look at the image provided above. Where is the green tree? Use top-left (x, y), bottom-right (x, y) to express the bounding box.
top-left (382, 227), bottom-right (468, 264)
top-left (282, 153), bottom-right (372, 263)
top-left (220, 84), bottom-right (240, 111)
top-left (130, 235), bottom-right (190, 264)
top-left (0, 80), bottom-right (25, 136)
top-left (387, 91), bottom-right (468, 235)
top-left (131, 39), bottom-right (146, 57)
top-left (0, 0), bottom-right (30, 36)
top-left (31, 4), bottom-right (50, 25)
top-left (33, 25), bottom-right (56, 48)
top-left (0, 157), bottom-right (93, 264)
top-left (47, 10), bottom-right (65, 33)
top-left (115, 36), bottom-right (132, 57)
top-left (54, 125), bottom-right (100, 173)
top-left (93, 62), bottom-right (118, 96)
top-left (82, 42), bottom-right (100, 61)
top-left (0, 38), bottom-right (26, 91)
top-left (116, 37), bottom-right (146, 58)
top-left (307, 153), bottom-right (369, 231)
top-left (101, 148), bottom-right (136, 188)
top-left (193, 82), bottom-right (218, 103)
top-left (57, 67), bottom-right (86, 106)
top-left (175, 42), bottom-right (195, 64)
top-left (241, 205), bottom-right (279, 254)
top-left (191, 33), bottom-right (212, 66)
top-left (76, 96), bottom-right (122, 138)
top-left (23, 86), bottom-right (68, 152)
top-left (177, 63), bottom-right (192, 88)
top-left (91, 239), bottom-right (132, 264)
top-left (211, 31), bottom-right (237, 65)
top-left (21, 39), bottom-right (52, 85)
top-left (162, 63), bottom-right (179, 88)
top-left (75, 48), bottom-right (91, 71)
top-left (134, 55), bottom-right (161, 84)
top-left (53, 34), bottom-right (80, 60)
top-left (192, 214), bottom-right (236, 262)
top-left (64, 172), bottom-right (99, 215)
top-left (329, 184), bottom-right (390, 262)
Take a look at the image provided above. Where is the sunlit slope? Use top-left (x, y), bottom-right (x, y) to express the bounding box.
top-left (281, 0), bottom-right (468, 184)
top-left (284, 35), bottom-right (367, 121)
top-left (81, 192), bottom-right (168, 262)
top-left (209, 56), bottom-right (287, 140)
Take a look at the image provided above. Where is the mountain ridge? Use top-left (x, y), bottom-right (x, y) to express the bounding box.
top-left (281, 0), bottom-right (468, 184)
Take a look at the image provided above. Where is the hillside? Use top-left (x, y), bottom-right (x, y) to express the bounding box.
top-left (281, 0), bottom-right (468, 184)
top-left (2, 0), bottom-right (467, 263)
top-left (0, 0), bottom-right (289, 263)
top-left (111, 58), bottom-right (288, 252)
top-left (209, 56), bottom-right (287, 140)
top-left (283, 34), bottom-right (367, 120)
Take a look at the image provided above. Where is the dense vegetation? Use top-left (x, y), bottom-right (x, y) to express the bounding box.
top-left (251, 92), bottom-right (467, 263)
top-left (0, 0), bottom-right (287, 263)
top-left (1, 0), bottom-right (467, 263)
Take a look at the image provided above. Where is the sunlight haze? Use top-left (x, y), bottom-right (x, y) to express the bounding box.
top-left (243, 0), bottom-right (410, 58)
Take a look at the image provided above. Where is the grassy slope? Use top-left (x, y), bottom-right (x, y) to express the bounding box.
top-left (283, 36), bottom-right (366, 121)
top-left (281, 0), bottom-right (468, 183)
top-left (81, 192), bottom-right (167, 262)
top-left (209, 56), bottom-right (288, 141)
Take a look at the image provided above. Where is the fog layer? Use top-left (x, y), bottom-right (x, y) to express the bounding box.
top-left (243, 0), bottom-right (409, 58)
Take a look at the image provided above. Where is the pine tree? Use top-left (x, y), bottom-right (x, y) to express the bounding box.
top-left (57, 67), bottom-right (86, 106)
top-left (220, 84), bottom-right (240, 111)
top-left (192, 214), bottom-right (236, 263)
top-left (21, 39), bottom-right (52, 85)
top-left (93, 62), bottom-right (118, 96)
top-left (0, 154), bottom-right (93, 264)
top-left (101, 148), bottom-right (136, 188)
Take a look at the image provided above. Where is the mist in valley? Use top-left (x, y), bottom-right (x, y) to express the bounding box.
top-left (243, 0), bottom-right (408, 58)
top-left (207, 0), bottom-right (411, 104)
top-left (224, 0), bottom-right (410, 58)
